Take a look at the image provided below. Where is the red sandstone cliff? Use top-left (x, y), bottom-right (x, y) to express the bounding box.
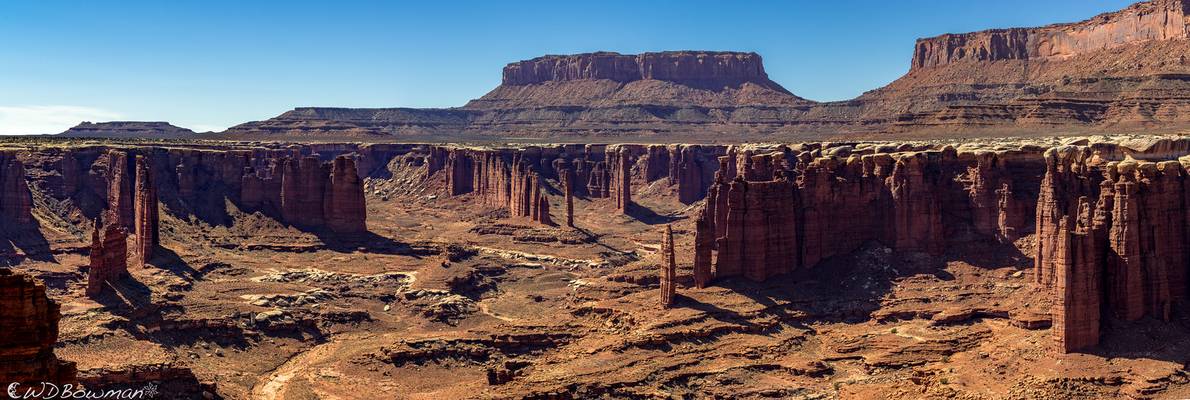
top-left (700, 144), bottom-right (1044, 283)
top-left (0, 270), bottom-right (77, 386)
top-left (911, 0), bottom-right (1190, 70)
top-left (1034, 144), bottom-right (1190, 352)
top-left (86, 212), bottom-right (128, 298)
top-left (133, 155), bottom-right (159, 267)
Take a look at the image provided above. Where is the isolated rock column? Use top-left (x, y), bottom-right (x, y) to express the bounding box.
top-left (86, 213), bottom-right (128, 298)
top-left (693, 213), bottom-right (713, 288)
top-left (562, 168), bottom-right (575, 227)
top-left (132, 155), bottom-right (159, 267)
top-left (660, 224), bottom-right (676, 308)
top-left (615, 148), bottom-right (632, 214)
top-left (105, 150), bottom-right (134, 230)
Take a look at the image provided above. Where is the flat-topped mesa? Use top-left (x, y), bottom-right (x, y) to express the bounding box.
top-left (59, 121), bottom-right (199, 138)
top-left (501, 51), bottom-right (788, 91)
top-left (912, 0), bottom-right (1190, 70)
top-left (0, 270), bottom-right (77, 387)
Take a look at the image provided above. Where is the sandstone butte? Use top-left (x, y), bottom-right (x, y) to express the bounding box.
top-left (0, 136), bottom-right (1188, 397)
top-left (173, 0), bottom-right (1190, 141)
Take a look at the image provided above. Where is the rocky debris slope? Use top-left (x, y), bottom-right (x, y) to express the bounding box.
top-left (0, 269), bottom-right (77, 386)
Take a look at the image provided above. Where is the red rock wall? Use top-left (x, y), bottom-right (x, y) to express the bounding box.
top-left (0, 151), bottom-right (34, 226)
top-left (701, 146), bottom-right (1045, 283)
top-left (86, 212), bottom-right (128, 298)
top-left (912, 0), bottom-right (1190, 69)
top-left (104, 150), bottom-right (135, 230)
top-left (0, 270), bottom-right (77, 386)
top-left (502, 51), bottom-right (773, 87)
top-left (661, 224), bottom-right (676, 308)
top-left (1035, 145), bottom-right (1190, 352)
top-left (133, 155), bottom-right (159, 267)
top-left (325, 156), bottom-right (367, 234)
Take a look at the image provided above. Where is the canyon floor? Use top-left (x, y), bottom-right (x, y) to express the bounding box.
top-left (6, 138), bottom-right (1190, 400)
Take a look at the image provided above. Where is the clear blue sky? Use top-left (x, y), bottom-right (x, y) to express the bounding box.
top-left (0, 0), bottom-right (1136, 134)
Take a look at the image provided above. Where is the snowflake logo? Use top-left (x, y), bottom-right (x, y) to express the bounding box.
top-left (140, 383), bottom-right (159, 398)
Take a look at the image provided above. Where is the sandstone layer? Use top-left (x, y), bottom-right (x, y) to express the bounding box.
top-left (0, 270), bottom-right (77, 386)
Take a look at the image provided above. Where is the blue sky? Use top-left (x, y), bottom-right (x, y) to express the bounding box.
top-left (0, 0), bottom-right (1136, 134)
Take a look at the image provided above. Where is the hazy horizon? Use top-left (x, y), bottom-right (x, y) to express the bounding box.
top-left (0, 0), bottom-right (1135, 134)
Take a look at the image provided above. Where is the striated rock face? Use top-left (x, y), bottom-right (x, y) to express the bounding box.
top-left (282, 156), bottom-right (329, 227)
top-left (132, 155), bottom-right (159, 267)
top-left (0, 270), bottom-right (77, 386)
top-left (911, 0), bottom-right (1190, 70)
top-left (699, 143), bottom-right (1046, 284)
top-left (104, 150), bottom-right (135, 230)
top-left (325, 156), bottom-right (367, 234)
top-left (0, 151), bottom-right (34, 226)
top-left (86, 213), bottom-right (128, 298)
top-left (660, 224), bottom-right (676, 308)
top-left (433, 144), bottom-right (724, 224)
top-left (499, 51), bottom-right (784, 90)
top-left (610, 147), bottom-right (633, 214)
top-left (1034, 144), bottom-right (1190, 352)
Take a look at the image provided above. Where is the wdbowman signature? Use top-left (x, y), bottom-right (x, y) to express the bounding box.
top-left (7, 382), bottom-right (159, 399)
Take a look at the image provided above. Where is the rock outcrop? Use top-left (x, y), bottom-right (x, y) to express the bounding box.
top-left (86, 213), bottom-right (128, 298)
top-left (0, 151), bottom-right (34, 226)
top-left (132, 155), bottom-right (159, 267)
top-left (325, 156), bottom-right (367, 234)
top-left (104, 150), bottom-right (135, 230)
top-left (911, 0), bottom-right (1190, 70)
top-left (660, 224), bottom-right (676, 308)
top-left (693, 213), bottom-right (713, 289)
top-left (0, 270), bottom-right (77, 387)
top-left (699, 143), bottom-right (1045, 283)
top-left (562, 168), bottom-right (575, 227)
top-left (1035, 144), bottom-right (1190, 352)
top-left (611, 147), bottom-right (632, 214)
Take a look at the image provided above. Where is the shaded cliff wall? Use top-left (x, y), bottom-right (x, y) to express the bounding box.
top-left (0, 270), bottom-right (77, 386)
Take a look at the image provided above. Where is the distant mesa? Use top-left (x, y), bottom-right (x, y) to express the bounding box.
top-left (59, 121), bottom-right (201, 139)
top-left (63, 0), bottom-right (1190, 140)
